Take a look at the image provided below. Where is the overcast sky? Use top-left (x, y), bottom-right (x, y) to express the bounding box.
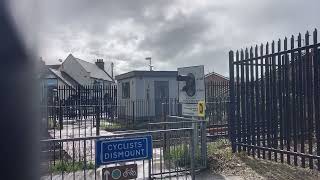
top-left (8, 0), bottom-right (320, 76)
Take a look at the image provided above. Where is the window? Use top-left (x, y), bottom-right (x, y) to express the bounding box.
top-left (122, 82), bottom-right (130, 99)
top-left (46, 78), bottom-right (58, 106)
top-left (46, 78), bottom-right (58, 87)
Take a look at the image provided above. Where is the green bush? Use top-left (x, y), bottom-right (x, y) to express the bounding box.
top-left (50, 161), bottom-right (95, 173)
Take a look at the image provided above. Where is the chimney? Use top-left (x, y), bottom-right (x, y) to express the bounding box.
top-left (95, 59), bottom-right (104, 70)
top-left (111, 62), bottom-right (114, 78)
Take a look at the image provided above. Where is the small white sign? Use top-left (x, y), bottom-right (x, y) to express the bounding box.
top-left (182, 104), bottom-right (198, 117)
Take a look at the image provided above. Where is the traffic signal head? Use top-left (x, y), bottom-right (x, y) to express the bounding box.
top-left (177, 73), bottom-right (196, 97)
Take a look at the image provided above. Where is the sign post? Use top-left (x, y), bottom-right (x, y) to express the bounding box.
top-left (177, 65), bottom-right (206, 172)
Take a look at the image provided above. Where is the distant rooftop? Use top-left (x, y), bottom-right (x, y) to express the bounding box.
top-left (46, 64), bottom-right (61, 69)
top-left (49, 68), bottom-right (79, 88)
top-left (66, 54), bottom-right (114, 82)
top-left (115, 70), bottom-right (178, 80)
top-left (205, 71), bottom-right (229, 81)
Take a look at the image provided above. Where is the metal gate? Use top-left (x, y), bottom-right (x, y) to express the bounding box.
top-left (40, 85), bottom-right (207, 179)
top-left (40, 117), bottom-right (206, 180)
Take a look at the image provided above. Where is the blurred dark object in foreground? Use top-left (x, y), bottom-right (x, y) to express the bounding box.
top-left (0, 1), bottom-right (39, 180)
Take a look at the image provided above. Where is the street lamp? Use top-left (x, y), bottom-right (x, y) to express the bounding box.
top-left (145, 57), bottom-right (153, 71)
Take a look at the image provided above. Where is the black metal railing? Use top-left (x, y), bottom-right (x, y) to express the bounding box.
top-left (229, 29), bottom-right (320, 170)
top-left (205, 81), bottom-right (230, 138)
top-left (41, 85), bottom-right (181, 139)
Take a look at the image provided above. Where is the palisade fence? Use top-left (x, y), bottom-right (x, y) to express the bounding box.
top-left (41, 85), bottom-right (181, 140)
top-left (205, 81), bottom-right (230, 138)
top-left (41, 83), bottom-right (230, 140)
top-left (229, 29), bottom-right (320, 170)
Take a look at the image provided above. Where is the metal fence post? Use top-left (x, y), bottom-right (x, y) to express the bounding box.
top-left (162, 102), bottom-right (168, 152)
top-left (59, 100), bottom-right (63, 130)
top-left (200, 120), bottom-right (207, 168)
top-left (229, 50), bottom-right (236, 152)
top-left (132, 101), bottom-right (135, 125)
top-left (190, 125), bottom-right (196, 180)
top-left (96, 105), bottom-right (100, 136)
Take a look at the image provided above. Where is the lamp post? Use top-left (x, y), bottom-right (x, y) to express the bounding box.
top-left (145, 57), bottom-right (153, 71)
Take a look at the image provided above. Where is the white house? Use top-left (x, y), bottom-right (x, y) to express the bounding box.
top-left (60, 54), bottom-right (114, 86)
top-left (41, 54), bottom-right (115, 104)
top-left (115, 71), bottom-right (179, 120)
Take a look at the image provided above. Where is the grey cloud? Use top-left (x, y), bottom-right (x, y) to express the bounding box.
top-left (139, 12), bottom-right (210, 60)
top-left (10, 0), bottom-right (320, 76)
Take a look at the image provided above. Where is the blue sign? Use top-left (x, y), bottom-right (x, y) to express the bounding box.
top-left (96, 135), bottom-right (153, 166)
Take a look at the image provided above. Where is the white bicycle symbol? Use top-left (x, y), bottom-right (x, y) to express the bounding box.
top-left (122, 168), bottom-right (137, 177)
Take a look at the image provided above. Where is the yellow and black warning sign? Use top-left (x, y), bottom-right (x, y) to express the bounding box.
top-left (197, 101), bottom-right (205, 117)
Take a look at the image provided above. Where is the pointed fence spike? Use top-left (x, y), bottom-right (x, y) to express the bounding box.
top-left (314, 29), bottom-right (318, 43)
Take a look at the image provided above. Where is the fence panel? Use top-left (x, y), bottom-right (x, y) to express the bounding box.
top-left (229, 29), bottom-right (320, 170)
top-left (41, 85), bottom-right (182, 139)
top-left (205, 81), bottom-right (230, 139)
top-left (40, 118), bottom-right (205, 179)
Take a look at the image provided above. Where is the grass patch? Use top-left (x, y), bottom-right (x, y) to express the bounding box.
top-left (164, 144), bottom-right (201, 168)
top-left (100, 120), bottom-right (150, 131)
top-left (50, 161), bottom-right (95, 173)
top-left (207, 138), bottom-right (240, 173)
top-left (100, 121), bottom-right (124, 131)
top-left (207, 138), bottom-right (233, 161)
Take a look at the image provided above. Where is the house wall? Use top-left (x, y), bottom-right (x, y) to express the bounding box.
top-left (43, 75), bottom-right (73, 103)
top-left (117, 77), bottom-right (136, 101)
top-left (137, 76), bottom-right (178, 99)
top-left (117, 76), bottom-right (178, 118)
top-left (117, 77), bottom-right (135, 119)
top-left (90, 78), bottom-right (113, 86)
top-left (61, 56), bottom-right (92, 85)
top-left (56, 79), bottom-right (73, 99)
top-left (138, 76), bottom-right (178, 117)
